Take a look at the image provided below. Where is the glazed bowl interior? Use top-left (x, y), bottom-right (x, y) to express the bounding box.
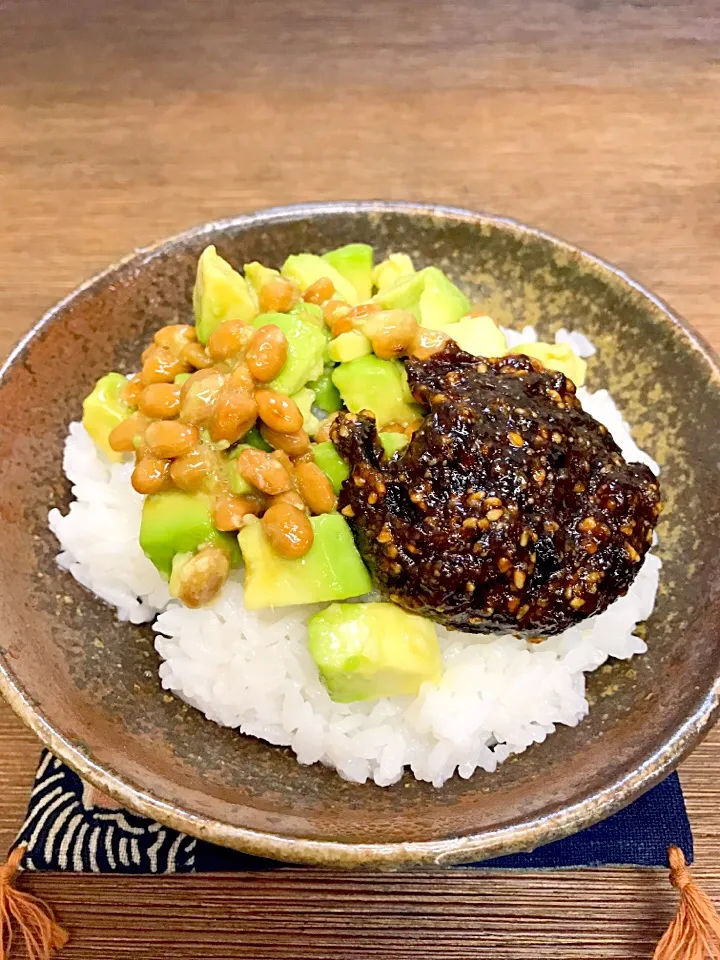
top-left (1, 202), bottom-right (719, 866)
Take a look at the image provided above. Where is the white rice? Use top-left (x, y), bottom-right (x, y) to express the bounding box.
top-left (49, 330), bottom-right (661, 788)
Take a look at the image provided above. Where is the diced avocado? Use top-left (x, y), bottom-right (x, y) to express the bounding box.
top-left (193, 245), bottom-right (259, 344)
top-left (309, 367), bottom-right (343, 413)
top-left (82, 373), bottom-right (133, 462)
top-left (243, 261), bottom-right (279, 294)
top-left (139, 491), bottom-right (239, 578)
top-left (323, 243), bottom-right (373, 302)
top-left (443, 315), bottom-right (508, 357)
top-left (290, 301), bottom-right (324, 324)
top-left (372, 253), bottom-right (415, 292)
top-left (251, 311), bottom-right (326, 395)
top-left (327, 330), bottom-right (372, 363)
top-left (332, 355), bottom-right (422, 429)
top-left (312, 441), bottom-right (350, 493)
top-left (291, 387), bottom-right (321, 436)
top-left (174, 372), bottom-right (192, 386)
top-left (308, 602), bottom-right (442, 703)
top-left (418, 267), bottom-right (470, 329)
top-left (281, 253), bottom-right (358, 305)
top-left (379, 431), bottom-right (409, 458)
top-left (243, 425), bottom-right (273, 452)
top-left (372, 270), bottom-right (425, 317)
top-left (509, 341), bottom-right (587, 386)
top-left (239, 514), bottom-right (371, 609)
top-left (373, 266), bottom-right (469, 329)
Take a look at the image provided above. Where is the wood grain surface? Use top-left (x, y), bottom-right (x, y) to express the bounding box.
top-left (1, 1), bottom-right (720, 956)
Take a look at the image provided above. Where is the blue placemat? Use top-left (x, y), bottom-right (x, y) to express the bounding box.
top-left (12, 751), bottom-right (691, 872)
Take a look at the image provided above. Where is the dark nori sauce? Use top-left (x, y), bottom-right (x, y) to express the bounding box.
top-left (331, 342), bottom-right (661, 637)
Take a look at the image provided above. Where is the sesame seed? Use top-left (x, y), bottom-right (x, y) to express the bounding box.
top-left (513, 569), bottom-right (526, 590)
top-left (508, 431), bottom-right (524, 447)
top-left (624, 542), bottom-right (641, 562)
top-left (486, 508), bottom-right (504, 521)
top-left (497, 557), bottom-right (512, 573)
top-left (570, 597), bottom-right (585, 609)
top-left (341, 505), bottom-right (355, 517)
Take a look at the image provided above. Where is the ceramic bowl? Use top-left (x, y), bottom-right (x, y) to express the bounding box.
top-left (1, 202), bottom-right (719, 865)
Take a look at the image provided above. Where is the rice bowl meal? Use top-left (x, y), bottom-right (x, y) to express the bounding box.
top-left (49, 242), bottom-right (663, 788)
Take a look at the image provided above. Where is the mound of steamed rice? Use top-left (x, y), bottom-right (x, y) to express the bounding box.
top-left (49, 329), bottom-right (661, 787)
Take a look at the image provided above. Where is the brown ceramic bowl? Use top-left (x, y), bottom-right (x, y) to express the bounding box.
top-left (1, 202), bottom-right (719, 866)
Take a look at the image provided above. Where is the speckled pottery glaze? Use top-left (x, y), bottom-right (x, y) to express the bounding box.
top-left (1, 202), bottom-right (719, 866)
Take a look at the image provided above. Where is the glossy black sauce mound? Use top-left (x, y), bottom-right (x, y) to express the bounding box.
top-left (331, 342), bottom-right (661, 636)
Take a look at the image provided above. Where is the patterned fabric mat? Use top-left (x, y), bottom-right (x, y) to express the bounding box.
top-left (12, 751), bottom-right (692, 872)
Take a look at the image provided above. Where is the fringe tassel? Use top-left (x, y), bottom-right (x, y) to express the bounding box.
top-left (654, 846), bottom-right (720, 959)
top-left (0, 845), bottom-right (68, 960)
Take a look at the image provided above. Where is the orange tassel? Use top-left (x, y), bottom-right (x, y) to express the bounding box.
top-left (0, 845), bottom-right (68, 960)
top-left (654, 846), bottom-right (720, 959)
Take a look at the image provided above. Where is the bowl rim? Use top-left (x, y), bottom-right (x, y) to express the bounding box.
top-left (2, 199), bottom-right (719, 866)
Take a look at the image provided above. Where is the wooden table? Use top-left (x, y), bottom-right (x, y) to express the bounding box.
top-left (2, 1), bottom-right (719, 956)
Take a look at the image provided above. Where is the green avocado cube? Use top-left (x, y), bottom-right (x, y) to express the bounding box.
top-left (243, 261), bottom-right (279, 294)
top-left (372, 270), bottom-right (425, 317)
top-left (242, 425), bottom-right (273, 452)
top-left (332, 355), bottom-right (422, 429)
top-left (281, 253), bottom-right (359, 305)
top-left (193, 245), bottom-right (259, 344)
top-left (309, 367), bottom-right (343, 414)
top-left (82, 373), bottom-right (132, 462)
top-left (379, 431), bottom-right (409, 458)
top-left (418, 267), bottom-right (470, 329)
top-left (290, 301), bottom-right (324, 323)
top-left (327, 330), bottom-right (372, 363)
top-left (308, 602), bottom-right (442, 703)
top-left (239, 514), bottom-right (371, 610)
top-left (372, 266), bottom-right (469, 329)
top-left (312, 441), bottom-right (350, 493)
top-left (372, 253), bottom-right (415, 292)
top-left (139, 491), bottom-right (239, 578)
top-left (322, 243), bottom-right (373, 302)
top-left (291, 387), bottom-right (321, 436)
top-left (252, 311), bottom-right (326, 396)
top-left (442, 314), bottom-right (508, 357)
